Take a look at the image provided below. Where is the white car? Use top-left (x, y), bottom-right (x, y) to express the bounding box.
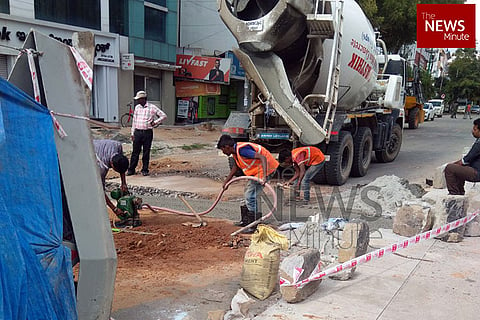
top-left (423, 102), bottom-right (435, 121)
top-left (428, 99), bottom-right (445, 117)
top-left (457, 105), bottom-right (466, 113)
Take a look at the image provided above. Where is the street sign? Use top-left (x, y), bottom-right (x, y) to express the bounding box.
top-left (441, 93), bottom-right (445, 99)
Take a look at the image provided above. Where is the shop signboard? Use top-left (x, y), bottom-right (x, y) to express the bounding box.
top-left (175, 55), bottom-right (231, 84)
top-left (175, 80), bottom-right (220, 97)
top-left (0, 18), bottom-right (119, 67)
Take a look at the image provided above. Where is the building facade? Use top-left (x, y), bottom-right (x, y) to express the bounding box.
top-left (0, 0), bottom-right (177, 125)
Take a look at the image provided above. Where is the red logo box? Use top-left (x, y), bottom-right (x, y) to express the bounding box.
top-left (417, 4), bottom-right (475, 48)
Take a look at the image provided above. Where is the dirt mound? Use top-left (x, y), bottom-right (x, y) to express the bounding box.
top-left (112, 211), bottom-right (249, 310)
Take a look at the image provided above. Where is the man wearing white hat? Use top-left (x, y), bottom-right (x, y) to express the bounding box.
top-left (127, 90), bottom-right (167, 176)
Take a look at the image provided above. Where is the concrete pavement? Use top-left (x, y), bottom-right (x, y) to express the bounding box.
top-left (255, 228), bottom-right (480, 320)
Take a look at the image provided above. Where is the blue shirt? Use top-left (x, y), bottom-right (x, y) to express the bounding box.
top-left (235, 144), bottom-right (256, 159)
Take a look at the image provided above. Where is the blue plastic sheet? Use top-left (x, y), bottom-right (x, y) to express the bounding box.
top-left (0, 78), bottom-right (77, 319)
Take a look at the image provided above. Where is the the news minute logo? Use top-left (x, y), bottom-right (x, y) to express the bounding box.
top-left (417, 4), bottom-right (475, 48)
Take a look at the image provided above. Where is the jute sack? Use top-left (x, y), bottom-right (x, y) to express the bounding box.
top-left (240, 225), bottom-right (288, 300)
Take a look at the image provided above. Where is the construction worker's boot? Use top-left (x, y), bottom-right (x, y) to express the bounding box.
top-left (240, 211), bottom-right (261, 234)
top-left (234, 205), bottom-right (249, 227)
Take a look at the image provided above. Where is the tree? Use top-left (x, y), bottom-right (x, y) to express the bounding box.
top-left (357, 0), bottom-right (464, 53)
top-left (445, 48), bottom-right (480, 103)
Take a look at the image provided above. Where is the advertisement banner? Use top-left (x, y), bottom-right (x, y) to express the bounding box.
top-left (175, 81), bottom-right (221, 97)
top-left (226, 51), bottom-right (245, 79)
top-left (417, 4), bottom-right (475, 48)
top-left (175, 55), bottom-right (231, 84)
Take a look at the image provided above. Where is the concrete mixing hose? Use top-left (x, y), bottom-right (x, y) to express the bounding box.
top-left (142, 176), bottom-right (277, 235)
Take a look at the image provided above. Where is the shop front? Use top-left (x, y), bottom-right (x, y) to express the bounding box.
top-left (0, 15), bottom-right (121, 122)
top-left (174, 52), bottom-right (245, 124)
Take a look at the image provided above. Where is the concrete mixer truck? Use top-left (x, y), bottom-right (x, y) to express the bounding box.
top-left (219, 0), bottom-right (407, 185)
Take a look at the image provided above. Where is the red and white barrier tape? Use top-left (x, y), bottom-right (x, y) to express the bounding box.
top-left (49, 111), bottom-right (118, 138)
top-left (25, 49), bottom-right (41, 103)
top-left (69, 47), bottom-right (93, 90)
top-left (280, 210), bottom-right (480, 288)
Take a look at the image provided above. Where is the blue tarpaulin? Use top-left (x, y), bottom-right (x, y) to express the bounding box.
top-left (0, 77), bottom-right (77, 319)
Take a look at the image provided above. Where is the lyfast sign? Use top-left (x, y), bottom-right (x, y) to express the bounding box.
top-left (417, 4), bottom-right (475, 48)
top-left (175, 55), bottom-right (231, 84)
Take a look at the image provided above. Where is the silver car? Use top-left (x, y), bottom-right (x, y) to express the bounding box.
top-left (423, 102), bottom-right (435, 121)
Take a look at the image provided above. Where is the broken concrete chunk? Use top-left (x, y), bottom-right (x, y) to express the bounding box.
top-left (329, 222), bottom-right (369, 281)
top-left (393, 204), bottom-right (433, 237)
top-left (279, 249), bottom-right (321, 303)
top-left (436, 196), bottom-right (468, 243)
top-left (433, 164), bottom-right (447, 189)
top-left (337, 222), bottom-right (369, 263)
top-left (465, 190), bottom-right (480, 237)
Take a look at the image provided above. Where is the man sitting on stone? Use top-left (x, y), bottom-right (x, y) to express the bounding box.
top-left (444, 118), bottom-right (480, 195)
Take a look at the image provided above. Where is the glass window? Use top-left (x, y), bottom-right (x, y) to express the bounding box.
top-left (146, 77), bottom-right (161, 101)
top-left (134, 75), bottom-right (161, 102)
top-left (145, 7), bottom-right (166, 42)
top-left (34, 0), bottom-right (100, 30)
top-left (0, 0), bottom-right (9, 14)
top-left (109, 0), bottom-right (128, 35)
top-left (146, 0), bottom-right (166, 7)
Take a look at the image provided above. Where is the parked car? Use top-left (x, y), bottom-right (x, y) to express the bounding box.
top-left (428, 99), bottom-right (445, 117)
top-left (471, 105), bottom-right (480, 114)
top-left (423, 102), bottom-right (435, 121)
top-left (457, 105), bottom-right (466, 113)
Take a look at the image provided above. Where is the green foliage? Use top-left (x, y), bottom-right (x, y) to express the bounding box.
top-left (420, 69), bottom-right (435, 100)
top-left (356, 0), bottom-right (464, 53)
top-left (444, 48), bottom-right (480, 103)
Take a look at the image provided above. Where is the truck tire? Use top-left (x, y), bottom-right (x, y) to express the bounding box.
top-left (351, 127), bottom-right (373, 177)
top-left (228, 157), bottom-right (244, 177)
top-left (408, 107), bottom-right (419, 129)
top-left (312, 166), bottom-right (327, 184)
top-left (325, 131), bottom-right (354, 185)
top-left (375, 124), bottom-right (402, 163)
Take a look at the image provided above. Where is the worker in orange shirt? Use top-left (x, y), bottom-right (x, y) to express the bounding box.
top-left (279, 146), bottom-right (325, 204)
top-left (217, 135), bottom-right (279, 228)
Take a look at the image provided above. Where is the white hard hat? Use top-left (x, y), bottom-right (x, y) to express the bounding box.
top-left (134, 90), bottom-right (147, 100)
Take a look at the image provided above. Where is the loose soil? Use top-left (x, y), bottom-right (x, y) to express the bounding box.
top-left (111, 211), bottom-right (249, 312)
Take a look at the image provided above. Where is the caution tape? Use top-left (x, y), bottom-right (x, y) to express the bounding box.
top-left (280, 210), bottom-right (480, 288)
top-left (69, 47), bottom-right (93, 90)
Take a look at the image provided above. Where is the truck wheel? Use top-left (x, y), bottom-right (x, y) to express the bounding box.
top-left (408, 108), bottom-right (419, 129)
top-left (228, 157), bottom-right (244, 177)
top-left (312, 166), bottom-right (327, 184)
top-left (325, 131), bottom-right (354, 185)
top-left (375, 124), bottom-right (402, 163)
top-left (351, 127), bottom-right (373, 177)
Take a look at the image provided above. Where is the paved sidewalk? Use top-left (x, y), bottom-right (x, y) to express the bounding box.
top-left (256, 229), bottom-right (480, 320)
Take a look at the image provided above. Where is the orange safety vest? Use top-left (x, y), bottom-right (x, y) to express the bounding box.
top-left (234, 142), bottom-right (279, 179)
top-left (292, 147), bottom-right (325, 166)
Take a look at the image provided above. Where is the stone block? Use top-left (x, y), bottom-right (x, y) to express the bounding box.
top-left (393, 204), bottom-right (433, 237)
top-left (279, 248), bottom-right (321, 303)
top-left (437, 196), bottom-right (468, 243)
top-left (465, 215), bottom-right (480, 237)
top-left (433, 164), bottom-right (447, 189)
top-left (337, 222), bottom-right (369, 263)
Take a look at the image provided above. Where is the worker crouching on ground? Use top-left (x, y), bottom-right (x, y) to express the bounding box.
top-left (444, 118), bottom-right (480, 195)
top-left (217, 135), bottom-right (279, 231)
top-left (279, 146), bottom-right (325, 204)
top-left (94, 139), bottom-right (130, 220)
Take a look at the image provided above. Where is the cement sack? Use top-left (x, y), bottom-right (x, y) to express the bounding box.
top-left (240, 225), bottom-right (288, 300)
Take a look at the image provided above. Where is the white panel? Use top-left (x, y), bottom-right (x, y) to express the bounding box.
top-left (93, 66), bottom-right (119, 122)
